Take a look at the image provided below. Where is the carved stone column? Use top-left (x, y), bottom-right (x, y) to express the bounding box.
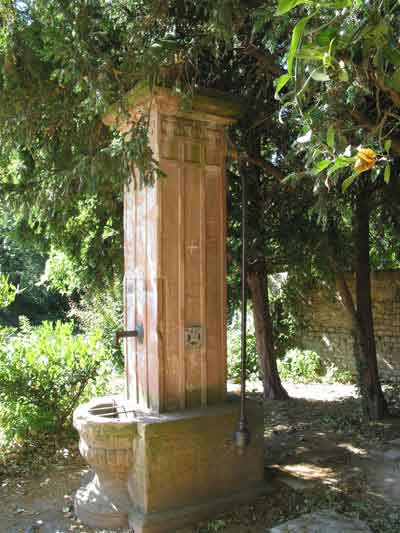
top-left (105, 86), bottom-right (236, 413)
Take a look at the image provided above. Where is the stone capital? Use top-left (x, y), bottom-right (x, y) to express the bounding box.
top-left (103, 83), bottom-right (242, 131)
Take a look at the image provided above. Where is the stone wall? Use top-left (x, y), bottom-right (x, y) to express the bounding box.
top-left (300, 271), bottom-right (400, 380)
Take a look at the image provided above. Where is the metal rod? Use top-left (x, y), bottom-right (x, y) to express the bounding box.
top-left (240, 169), bottom-right (248, 423)
top-left (234, 167), bottom-right (250, 451)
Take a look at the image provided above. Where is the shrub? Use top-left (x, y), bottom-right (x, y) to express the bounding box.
top-left (0, 273), bottom-right (16, 309)
top-left (277, 348), bottom-right (323, 383)
top-left (68, 279), bottom-right (124, 369)
top-left (323, 364), bottom-right (354, 384)
top-left (227, 313), bottom-right (259, 381)
top-left (0, 320), bottom-right (110, 444)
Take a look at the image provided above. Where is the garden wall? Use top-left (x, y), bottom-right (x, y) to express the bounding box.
top-left (300, 270), bottom-right (400, 380)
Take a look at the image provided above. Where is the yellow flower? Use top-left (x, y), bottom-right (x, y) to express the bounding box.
top-left (354, 148), bottom-right (377, 173)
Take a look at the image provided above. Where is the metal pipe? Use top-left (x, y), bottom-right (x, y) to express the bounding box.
top-left (240, 168), bottom-right (248, 422)
top-left (234, 167), bottom-right (250, 451)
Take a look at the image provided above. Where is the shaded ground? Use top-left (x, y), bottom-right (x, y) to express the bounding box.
top-left (1, 382), bottom-right (400, 532)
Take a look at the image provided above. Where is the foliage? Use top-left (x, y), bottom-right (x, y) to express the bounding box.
top-left (277, 348), bottom-right (323, 383)
top-left (277, 348), bottom-right (353, 384)
top-left (323, 364), bottom-right (353, 385)
top-left (276, 0), bottom-right (400, 197)
top-left (0, 272), bottom-right (16, 309)
top-left (0, 0), bottom-right (176, 286)
top-left (0, 209), bottom-right (69, 326)
top-left (40, 247), bottom-right (82, 296)
top-left (269, 273), bottom-right (306, 359)
top-left (68, 278), bottom-right (124, 369)
top-left (227, 312), bottom-right (259, 381)
top-left (0, 320), bottom-right (110, 444)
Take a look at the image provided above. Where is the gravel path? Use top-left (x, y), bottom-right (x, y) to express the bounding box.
top-left (228, 380), bottom-right (358, 401)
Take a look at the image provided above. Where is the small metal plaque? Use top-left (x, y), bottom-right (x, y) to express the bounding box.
top-left (184, 326), bottom-right (202, 349)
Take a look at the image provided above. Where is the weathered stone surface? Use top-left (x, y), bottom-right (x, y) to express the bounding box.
top-left (268, 510), bottom-right (371, 532)
top-left (300, 270), bottom-right (400, 379)
top-left (128, 398), bottom-right (265, 518)
top-left (74, 396), bottom-right (265, 532)
top-left (73, 396), bottom-right (137, 529)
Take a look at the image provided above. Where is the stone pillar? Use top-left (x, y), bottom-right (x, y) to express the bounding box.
top-left (74, 86), bottom-right (266, 533)
top-left (107, 86), bottom-right (236, 413)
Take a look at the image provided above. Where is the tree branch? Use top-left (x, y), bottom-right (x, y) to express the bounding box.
top-left (351, 109), bottom-right (400, 155)
top-left (242, 44), bottom-right (283, 77)
top-left (375, 76), bottom-right (400, 108)
top-left (228, 147), bottom-right (286, 180)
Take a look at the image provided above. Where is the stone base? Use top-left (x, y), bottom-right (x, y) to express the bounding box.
top-left (129, 482), bottom-right (267, 533)
top-left (74, 397), bottom-right (265, 532)
top-left (128, 398), bottom-right (265, 532)
top-left (74, 472), bottom-right (132, 529)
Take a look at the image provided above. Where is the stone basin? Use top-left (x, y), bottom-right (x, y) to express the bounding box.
top-left (73, 396), bottom-right (138, 529)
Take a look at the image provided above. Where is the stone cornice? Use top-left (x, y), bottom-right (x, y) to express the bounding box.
top-left (103, 82), bottom-right (242, 130)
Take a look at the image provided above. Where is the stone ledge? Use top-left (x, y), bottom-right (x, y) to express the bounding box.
top-left (129, 481), bottom-right (269, 533)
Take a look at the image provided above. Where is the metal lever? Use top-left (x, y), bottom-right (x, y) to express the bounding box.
top-left (116, 324), bottom-right (144, 345)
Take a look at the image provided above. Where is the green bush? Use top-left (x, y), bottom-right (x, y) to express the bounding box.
top-left (277, 348), bottom-right (323, 383)
top-left (0, 273), bottom-right (16, 309)
top-left (69, 279), bottom-right (124, 369)
top-left (227, 314), bottom-right (259, 381)
top-left (323, 364), bottom-right (354, 384)
top-left (0, 320), bottom-right (110, 444)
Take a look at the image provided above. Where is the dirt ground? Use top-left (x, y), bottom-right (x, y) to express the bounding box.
top-left (2, 382), bottom-right (400, 533)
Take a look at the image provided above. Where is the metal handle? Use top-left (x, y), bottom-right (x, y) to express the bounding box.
top-left (116, 324), bottom-right (144, 344)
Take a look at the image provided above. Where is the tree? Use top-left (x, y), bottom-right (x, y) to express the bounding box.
top-left (275, 0), bottom-right (400, 418)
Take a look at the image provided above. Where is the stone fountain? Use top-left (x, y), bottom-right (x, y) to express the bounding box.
top-left (73, 86), bottom-right (265, 532)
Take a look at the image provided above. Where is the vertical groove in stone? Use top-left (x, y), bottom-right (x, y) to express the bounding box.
top-left (178, 145), bottom-right (186, 409)
top-left (123, 183), bottom-right (129, 400)
top-left (155, 110), bottom-right (164, 413)
top-left (220, 132), bottom-right (228, 400)
top-left (200, 139), bottom-right (208, 407)
top-left (133, 179), bottom-right (139, 405)
top-left (144, 183), bottom-right (150, 411)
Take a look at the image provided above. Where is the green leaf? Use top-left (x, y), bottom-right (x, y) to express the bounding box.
top-left (327, 127), bottom-right (335, 150)
top-left (310, 70), bottom-right (330, 81)
top-left (384, 163), bottom-right (391, 184)
top-left (315, 27), bottom-right (338, 48)
top-left (342, 173), bottom-right (358, 192)
top-left (276, 0), bottom-right (310, 15)
top-left (288, 16), bottom-right (310, 76)
top-left (384, 139), bottom-right (392, 154)
top-left (327, 155), bottom-right (353, 176)
top-left (383, 47), bottom-right (400, 66)
top-left (312, 159), bottom-right (332, 175)
top-left (387, 69), bottom-right (400, 92)
top-left (339, 69), bottom-right (349, 82)
top-left (296, 46), bottom-right (326, 61)
top-left (275, 73), bottom-right (291, 97)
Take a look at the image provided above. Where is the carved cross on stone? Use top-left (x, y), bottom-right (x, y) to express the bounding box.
top-left (187, 241), bottom-right (200, 255)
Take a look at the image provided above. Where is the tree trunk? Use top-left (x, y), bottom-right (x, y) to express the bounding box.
top-left (247, 260), bottom-right (289, 400)
top-left (354, 188), bottom-right (387, 420)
